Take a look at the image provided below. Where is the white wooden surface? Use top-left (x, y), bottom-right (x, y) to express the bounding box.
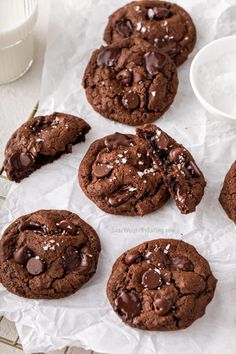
top-left (0, 1), bottom-right (95, 353)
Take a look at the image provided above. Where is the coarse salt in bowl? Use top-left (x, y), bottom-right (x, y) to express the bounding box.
top-left (190, 35), bottom-right (236, 119)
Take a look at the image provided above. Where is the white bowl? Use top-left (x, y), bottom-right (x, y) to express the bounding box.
top-left (190, 35), bottom-right (236, 119)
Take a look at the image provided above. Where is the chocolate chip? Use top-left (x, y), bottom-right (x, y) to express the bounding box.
top-left (58, 220), bottom-right (77, 235)
top-left (80, 254), bottom-right (90, 268)
top-left (156, 132), bottom-right (170, 150)
top-left (80, 245), bottom-right (91, 254)
top-left (154, 298), bottom-right (172, 315)
top-left (116, 69), bottom-right (132, 86)
top-left (171, 256), bottom-right (194, 271)
top-left (144, 51), bottom-right (167, 76)
top-left (155, 37), bottom-right (177, 55)
top-left (122, 92), bottom-right (140, 110)
top-left (105, 133), bottom-right (132, 150)
top-left (176, 187), bottom-right (187, 206)
top-left (97, 47), bottom-right (120, 67)
top-left (169, 147), bottom-right (187, 163)
top-left (116, 19), bottom-right (133, 37)
top-left (19, 220), bottom-right (46, 233)
top-left (26, 257), bottom-right (45, 275)
top-left (31, 116), bottom-right (59, 134)
top-left (79, 246), bottom-right (94, 272)
top-left (124, 250), bottom-right (142, 265)
top-left (148, 7), bottom-right (172, 20)
top-left (64, 246), bottom-right (81, 271)
top-left (114, 291), bottom-right (141, 320)
top-left (93, 163), bottom-right (113, 178)
top-left (9, 152), bottom-right (34, 172)
top-left (14, 245), bottom-right (32, 265)
top-left (141, 269), bottom-right (161, 289)
top-left (108, 185), bottom-right (135, 207)
top-left (188, 161), bottom-right (201, 177)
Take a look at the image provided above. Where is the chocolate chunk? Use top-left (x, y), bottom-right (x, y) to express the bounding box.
top-left (144, 51), bottom-right (167, 75)
top-left (169, 147), bottom-right (187, 163)
top-left (141, 269), bottom-right (161, 289)
top-left (9, 152), bottom-right (34, 172)
top-left (14, 246), bottom-right (32, 265)
top-left (188, 161), bottom-right (201, 177)
top-left (93, 163), bottom-right (113, 178)
top-left (19, 220), bottom-right (46, 233)
top-left (58, 220), bottom-right (77, 235)
top-left (116, 19), bottom-right (133, 37)
top-left (154, 298), bottom-right (172, 315)
top-left (108, 185), bottom-right (135, 207)
top-left (116, 69), bottom-right (132, 86)
top-left (26, 257), bottom-right (45, 275)
top-left (122, 92), bottom-right (140, 110)
top-left (97, 47), bottom-right (120, 67)
top-left (115, 291), bottom-right (141, 320)
top-left (171, 256), bottom-right (194, 271)
top-left (148, 7), bottom-right (172, 20)
top-left (124, 250), bottom-right (142, 265)
top-left (105, 133), bottom-right (132, 150)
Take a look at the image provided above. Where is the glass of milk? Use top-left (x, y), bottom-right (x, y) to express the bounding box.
top-left (0, 0), bottom-right (38, 84)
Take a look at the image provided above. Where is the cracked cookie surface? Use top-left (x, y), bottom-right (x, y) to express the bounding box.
top-left (103, 0), bottom-right (196, 66)
top-left (0, 210), bottom-right (101, 299)
top-left (219, 161), bottom-right (236, 225)
top-left (137, 124), bottom-right (206, 214)
top-left (4, 112), bottom-right (91, 182)
top-left (82, 38), bottom-right (178, 126)
top-left (107, 239), bottom-right (217, 330)
top-left (78, 132), bottom-right (170, 216)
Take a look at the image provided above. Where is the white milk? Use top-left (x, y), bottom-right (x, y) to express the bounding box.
top-left (0, 0), bottom-right (38, 84)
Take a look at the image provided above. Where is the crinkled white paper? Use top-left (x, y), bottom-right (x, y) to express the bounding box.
top-left (1, 1), bottom-right (236, 353)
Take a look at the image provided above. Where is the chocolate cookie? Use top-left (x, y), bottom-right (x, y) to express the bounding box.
top-left (107, 239), bottom-right (217, 330)
top-left (82, 38), bottom-right (178, 126)
top-left (4, 112), bottom-right (91, 182)
top-left (0, 210), bottom-right (101, 299)
top-left (78, 132), bottom-right (170, 216)
top-left (137, 124), bottom-right (206, 214)
top-left (219, 161), bottom-right (236, 224)
top-left (103, 0), bottom-right (196, 66)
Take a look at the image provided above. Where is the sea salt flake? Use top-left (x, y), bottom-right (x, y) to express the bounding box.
top-left (136, 22), bottom-right (142, 31)
top-left (128, 187), bottom-right (137, 192)
top-left (151, 91), bottom-right (156, 97)
top-left (154, 268), bottom-right (161, 274)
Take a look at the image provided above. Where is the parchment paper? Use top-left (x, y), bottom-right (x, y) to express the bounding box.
top-left (1, 0), bottom-right (236, 353)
